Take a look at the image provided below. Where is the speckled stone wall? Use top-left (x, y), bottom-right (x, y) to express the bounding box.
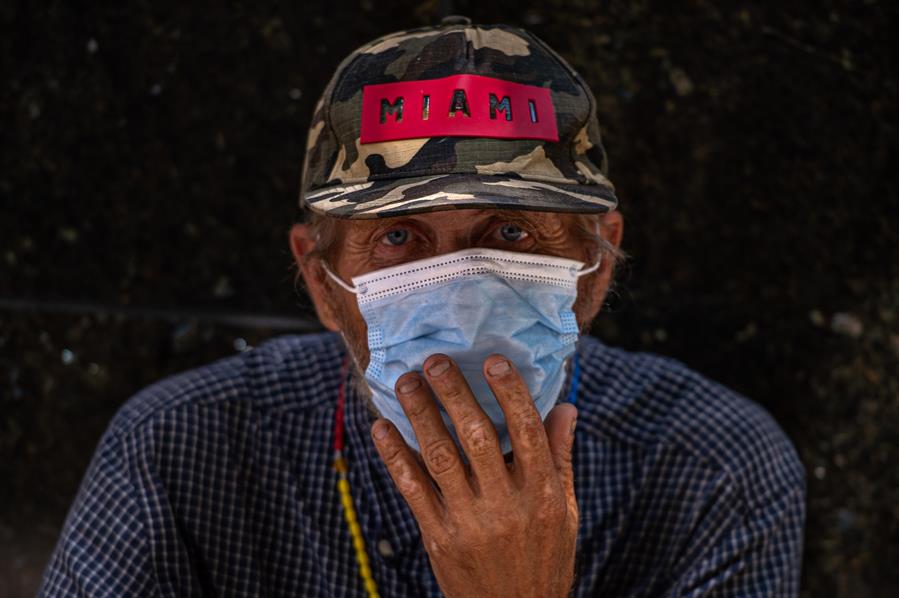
top-left (1, 1), bottom-right (897, 596)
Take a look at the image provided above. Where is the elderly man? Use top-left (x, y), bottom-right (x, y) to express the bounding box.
top-left (41, 17), bottom-right (805, 597)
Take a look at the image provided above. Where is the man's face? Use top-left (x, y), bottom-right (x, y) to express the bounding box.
top-left (290, 208), bottom-right (623, 372)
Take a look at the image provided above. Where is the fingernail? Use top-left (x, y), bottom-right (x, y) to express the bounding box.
top-left (398, 378), bottom-right (421, 394)
top-left (570, 418), bottom-right (577, 436)
top-left (487, 359), bottom-right (511, 377)
top-left (427, 359), bottom-right (450, 377)
top-left (372, 421), bottom-right (389, 440)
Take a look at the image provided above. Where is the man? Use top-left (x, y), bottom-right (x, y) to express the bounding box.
top-left (41, 17), bottom-right (805, 597)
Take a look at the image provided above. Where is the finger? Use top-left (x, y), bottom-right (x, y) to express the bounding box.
top-left (482, 354), bottom-right (557, 487)
top-left (422, 355), bottom-right (510, 496)
top-left (543, 403), bottom-right (578, 507)
top-left (371, 418), bottom-right (445, 533)
top-left (393, 371), bottom-right (474, 505)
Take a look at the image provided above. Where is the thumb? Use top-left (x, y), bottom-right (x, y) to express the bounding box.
top-left (544, 403), bottom-right (578, 498)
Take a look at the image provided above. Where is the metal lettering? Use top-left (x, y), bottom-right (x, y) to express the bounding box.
top-left (380, 97), bottom-right (404, 123)
top-left (528, 99), bottom-right (538, 123)
top-left (489, 94), bottom-right (512, 121)
top-left (448, 89), bottom-right (471, 118)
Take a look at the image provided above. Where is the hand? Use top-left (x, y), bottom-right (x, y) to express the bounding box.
top-left (370, 353), bottom-right (579, 598)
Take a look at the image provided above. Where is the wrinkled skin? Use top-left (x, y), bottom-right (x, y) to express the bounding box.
top-left (290, 208), bottom-right (623, 598)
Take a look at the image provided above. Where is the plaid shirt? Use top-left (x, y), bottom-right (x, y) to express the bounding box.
top-left (40, 332), bottom-right (805, 597)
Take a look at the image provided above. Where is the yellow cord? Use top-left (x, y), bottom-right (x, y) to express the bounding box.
top-left (335, 456), bottom-right (380, 598)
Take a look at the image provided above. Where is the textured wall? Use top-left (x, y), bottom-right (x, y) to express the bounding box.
top-left (1, 1), bottom-right (897, 596)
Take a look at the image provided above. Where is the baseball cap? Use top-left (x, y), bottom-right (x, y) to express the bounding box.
top-left (299, 15), bottom-right (618, 219)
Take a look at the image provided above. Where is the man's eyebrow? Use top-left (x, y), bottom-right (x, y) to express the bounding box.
top-left (345, 209), bottom-right (560, 231)
top-left (480, 209), bottom-right (560, 228)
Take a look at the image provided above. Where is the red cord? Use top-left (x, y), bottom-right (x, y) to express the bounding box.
top-left (333, 356), bottom-right (350, 452)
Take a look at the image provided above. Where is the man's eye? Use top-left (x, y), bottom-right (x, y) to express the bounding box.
top-left (497, 223), bottom-right (529, 242)
top-left (381, 229), bottom-right (410, 246)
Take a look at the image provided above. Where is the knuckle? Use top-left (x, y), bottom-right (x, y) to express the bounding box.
top-left (425, 530), bottom-right (454, 559)
top-left (403, 396), bottom-right (431, 419)
top-left (508, 400), bottom-right (540, 425)
top-left (543, 478), bottom-right (562, 500)
top-left (547, 497), bottom-right (567, 519)
top-left (380, 443), bottom-right (406, 467)
top-left (530, 473), bottom-right (558, 499)
top-left (423, 439), bottom-right (459, 475)
top-left (481, 519), bottom-right (505, 541)
top-left (497, 511), bottom-right (526, 536)
top-left (508, 383), bottom-right (531, 402)
top-left (400, 480), bottom-right (425, 502)
top-left (462, 420), bottom-right (496, 456)
top-left (427, 538), bottom-right (448, 558)
top-left (514, 415), bottom-right (546, 449)
top-left (535, 500), bottom-right (565, 525)
top-left (395, 465), bottom-right (424, 500)
top-left (437, 384), bottom-right (465, 404)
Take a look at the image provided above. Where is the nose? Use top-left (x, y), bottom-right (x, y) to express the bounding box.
top-left (434, 230), bottom-right (474, 256)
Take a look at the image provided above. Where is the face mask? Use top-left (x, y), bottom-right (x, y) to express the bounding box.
top-left (323, 247), bottom-right (599, 454)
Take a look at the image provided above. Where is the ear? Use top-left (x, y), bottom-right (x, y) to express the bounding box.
top-left (600, 210), bottom-right (624, 250)
top-left (594, 210), bottom-right (623, 287)
top-left (575, 210), bottom-right (624, 327)
top-left (288, 223), bottom-right (341, 331)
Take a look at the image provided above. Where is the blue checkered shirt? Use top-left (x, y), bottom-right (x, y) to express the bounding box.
top-left (40, 332), bottom-right (805, 596)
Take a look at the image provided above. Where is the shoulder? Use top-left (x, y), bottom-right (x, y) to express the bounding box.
top-left (106, 331), bottom-right (346, 440)
top-left (575, 335), bottom-right (805, 509)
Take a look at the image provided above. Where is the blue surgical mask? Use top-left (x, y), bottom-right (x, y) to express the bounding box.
top-left (324, 248), bottom-right (599, 454)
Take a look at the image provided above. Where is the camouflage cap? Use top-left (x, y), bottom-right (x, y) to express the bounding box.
top-left (300, 15), bottom-right (618, 219)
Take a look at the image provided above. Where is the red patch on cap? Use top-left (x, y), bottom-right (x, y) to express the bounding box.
top-left (359, 74), bottom-right (558, 144)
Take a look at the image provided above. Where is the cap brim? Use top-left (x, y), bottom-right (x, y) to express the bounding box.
top-left (303, 173), bottom-right (617, 219)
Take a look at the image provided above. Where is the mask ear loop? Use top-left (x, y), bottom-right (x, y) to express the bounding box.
top-left (575, 255), bottom-right (602, 277)
top-left (321, 261), bottom-right (365, 294)
top-left (575, 219), bottom-right (604, 277)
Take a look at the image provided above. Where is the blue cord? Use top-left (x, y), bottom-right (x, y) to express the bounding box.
top-left (566, 352), bottom-right (581, 405)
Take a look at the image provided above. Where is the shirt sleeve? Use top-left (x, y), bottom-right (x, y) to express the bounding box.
top-left (38, 428), bottom-right (156, 597)
top-left (665, 474), bottom-right (806, 597)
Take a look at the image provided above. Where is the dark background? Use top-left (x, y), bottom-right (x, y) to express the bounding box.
top-left (2, 0), bottom-right (897, 595)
